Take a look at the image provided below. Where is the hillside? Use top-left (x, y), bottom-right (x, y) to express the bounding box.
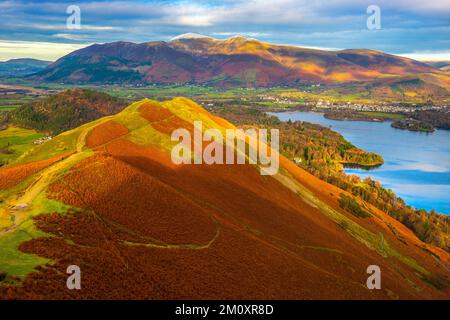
top-left (5, 89), bottom-right (127, 134)
top-left (30, 37), bottom-right (450, 96)
top-left (0, 59), bottom-right (51, 77)
top-left (425, 61), bottom-right (450, 72)
top-left (0, 97), bottom-right (448, 299)
top-left (218, 107), bottom-right (449, 251)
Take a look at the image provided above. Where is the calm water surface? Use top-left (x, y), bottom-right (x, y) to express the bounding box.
top-left (269, 111), bottom-right (450, 214)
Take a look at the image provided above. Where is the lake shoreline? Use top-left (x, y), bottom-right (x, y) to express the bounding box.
top-left (269, 110), bottom-right (450, 214)
top-left (341, 162), bottom-right (384, 170)
top-left (269, 108), bottom-right (450, 132)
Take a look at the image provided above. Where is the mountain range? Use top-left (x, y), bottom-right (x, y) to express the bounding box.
top-left (31, 35), bottom-right (450, 96)
top-left (0, 97), bottom-right (448, 299)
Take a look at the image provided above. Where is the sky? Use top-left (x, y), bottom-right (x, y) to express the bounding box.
top-left (1, 0), bottom-right (449, 61)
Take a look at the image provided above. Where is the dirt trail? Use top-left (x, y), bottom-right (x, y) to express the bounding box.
top-left (0, 123), bottom-right (95, 235)
top-left (124, 225), bottom-right (221, 250)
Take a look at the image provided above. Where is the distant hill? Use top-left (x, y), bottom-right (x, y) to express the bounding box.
top-left (424, 61), bottom-right (450, 72)
top-left (0, 97), bottom-right (448, 299)
top-left (6, 89), bottom-right (126, 134)
top-left (0, 58), bottom-right (52, 77)
top-left (30, 36), bottom-right (450, 96)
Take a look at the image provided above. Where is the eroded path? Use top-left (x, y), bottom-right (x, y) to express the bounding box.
top-left (0, 121), bottom-right (97, 236)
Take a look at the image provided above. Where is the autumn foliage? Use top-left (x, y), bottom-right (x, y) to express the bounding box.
top-left (1, 98), bottom-right (449, 300)
top-left (86, 120), bottom-right (129, 148)
top-left (0, 154), bottom-right (67, 190)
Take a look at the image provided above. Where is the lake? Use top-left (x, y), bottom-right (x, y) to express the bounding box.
top-left (269, 111), bottom-right (450, 215)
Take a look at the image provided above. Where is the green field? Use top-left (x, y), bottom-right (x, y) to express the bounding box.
top-left (359, 111), bottom-right (405, 120)
top-left (0, 105), bottom-right (18, 112)
top-left (0, 93), bottom-right (37, 114)
top-left (254, 101), bottom-right (296, 109)
top-left (0, 127), bottom-right (44, 166)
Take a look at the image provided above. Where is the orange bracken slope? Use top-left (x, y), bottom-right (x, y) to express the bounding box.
top-left (0, 97), bottom-right (448, 299)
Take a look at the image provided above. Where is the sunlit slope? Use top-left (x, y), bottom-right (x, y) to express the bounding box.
top-left (0, 98), bottom-right (448, 299)
top-left (32, 37), bottom-right (450, 94)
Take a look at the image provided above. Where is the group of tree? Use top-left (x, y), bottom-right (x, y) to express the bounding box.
top-left (2, 89), bottom-right (126, 135)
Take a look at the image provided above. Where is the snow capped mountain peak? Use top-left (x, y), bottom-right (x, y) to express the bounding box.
top-left (170, 33), bottom-right (213, 41)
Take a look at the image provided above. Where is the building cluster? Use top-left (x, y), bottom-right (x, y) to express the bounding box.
top-left (33, 136), bottom-right (52, 145)
top-left (259, 95), bottom-right (297, 104)
top-left (314, 100), bottom-right (449, 113)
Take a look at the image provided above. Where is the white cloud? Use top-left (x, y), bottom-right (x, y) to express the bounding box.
top-left (53, 33), bottom-right (87, 41)
top-left (0, 0), bottom-right (449, 55)
top-left (8, 22), bottom-right (120, 31)
top-left (175, 15), bottom-right (214, 27)
top-left (399, 51), bottom-right (450, 61)
top-left (0, 40), bottom-right (89, 61)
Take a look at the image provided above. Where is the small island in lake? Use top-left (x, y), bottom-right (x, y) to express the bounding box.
top-left (391, 118), bottom-right (434, 132)
top-left (324, 111), bottom-right (384, 122)
top-left (324, 110), bottom-right (405, 122)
